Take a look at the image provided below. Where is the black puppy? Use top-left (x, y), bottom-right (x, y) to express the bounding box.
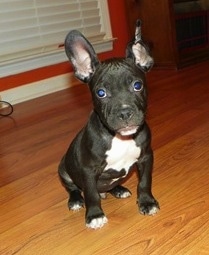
top-left (58, 20), bottom-right (159, 229)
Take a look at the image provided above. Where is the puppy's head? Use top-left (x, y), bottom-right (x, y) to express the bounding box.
top-left (65, 20), bottom-right (153, 136)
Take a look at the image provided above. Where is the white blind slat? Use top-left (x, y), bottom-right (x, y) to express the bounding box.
top-left (0, 0), bottom-right (33, 10)
top-left (0, 0), bottom-right (113, 76)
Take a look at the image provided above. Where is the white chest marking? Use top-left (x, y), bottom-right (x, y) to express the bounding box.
top-left (105, 135), bottom-right (141, 174)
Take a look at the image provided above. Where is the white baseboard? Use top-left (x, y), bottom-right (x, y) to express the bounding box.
top-left (1, 73), bottom-right (80, 105)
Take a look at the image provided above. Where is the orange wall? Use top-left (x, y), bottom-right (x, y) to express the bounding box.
top-left (0, 0), bottom-right (130, 92)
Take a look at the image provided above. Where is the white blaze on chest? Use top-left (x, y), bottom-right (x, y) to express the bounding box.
top-left (104, 135), bottom-right (141, 173)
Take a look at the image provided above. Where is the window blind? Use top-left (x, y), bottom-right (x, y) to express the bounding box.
top-left (0, 0), bottom-right (113, 77)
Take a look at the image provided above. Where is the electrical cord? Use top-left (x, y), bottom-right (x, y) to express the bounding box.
top-left (0, 100), bottom-right (14, 116)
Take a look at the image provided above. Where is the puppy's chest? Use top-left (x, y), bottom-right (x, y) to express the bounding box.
top-left (104, 135), bottom-right (141, 174)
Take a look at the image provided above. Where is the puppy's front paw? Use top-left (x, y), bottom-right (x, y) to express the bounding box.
top-left (68, 198), bottom-right (84, 211)
top-left (68, 190), bottom-right (85, 211)
top-left (139, 201), bottom-right (160, 216)
top-left (86, 215), bottom-right (108, 229)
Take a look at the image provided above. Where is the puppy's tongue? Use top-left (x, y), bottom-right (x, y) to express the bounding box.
top-left (117, 126), bottom-right (138, 136)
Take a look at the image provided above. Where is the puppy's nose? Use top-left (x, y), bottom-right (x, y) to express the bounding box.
top-left (118, 106), bottom-right (133, 121)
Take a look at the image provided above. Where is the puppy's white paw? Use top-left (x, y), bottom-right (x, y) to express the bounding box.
top-left (86, 216), bottom-right (108, 229)
top-left (119, 191), bottom-right (132, 198)
top-left (140, 202), bottom-right (160, 216)
top-left (147, 205), bottom-right (159, 216)
top-left (70, 203), bottom-right (83, 211)
top-left (100, 193), bottom-right (107, 199)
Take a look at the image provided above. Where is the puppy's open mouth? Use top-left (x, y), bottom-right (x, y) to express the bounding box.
top-left (117, 126), bottom-right (139, 136)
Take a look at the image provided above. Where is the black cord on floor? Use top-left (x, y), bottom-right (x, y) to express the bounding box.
top-left (0, 101), bottom-right (14, 117)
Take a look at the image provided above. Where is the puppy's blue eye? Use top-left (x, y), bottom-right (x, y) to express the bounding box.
top-left (133, 81), bottom-right (143, 91)
top-left (97, 89), bottom-right (106, 98)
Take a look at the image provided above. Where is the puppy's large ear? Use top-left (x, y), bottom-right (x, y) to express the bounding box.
top-left (65, 30), bottom-right (100, 83)
top-left (126, 20), bottom-right (154, 72)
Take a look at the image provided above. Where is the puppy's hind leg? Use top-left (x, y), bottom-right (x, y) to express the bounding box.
top-left (109, 185), bottom-right (132, 199)
top-left (58, 156), bottom-right (84, 211)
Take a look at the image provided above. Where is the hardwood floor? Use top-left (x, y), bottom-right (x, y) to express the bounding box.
top-left (1, 60), bottom-right (209, 255)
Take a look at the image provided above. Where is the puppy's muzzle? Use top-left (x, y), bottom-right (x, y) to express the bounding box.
top-left (117, 106), bottom-right (134, 121)
top-left (115, 105), bottom-right (142, 136)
